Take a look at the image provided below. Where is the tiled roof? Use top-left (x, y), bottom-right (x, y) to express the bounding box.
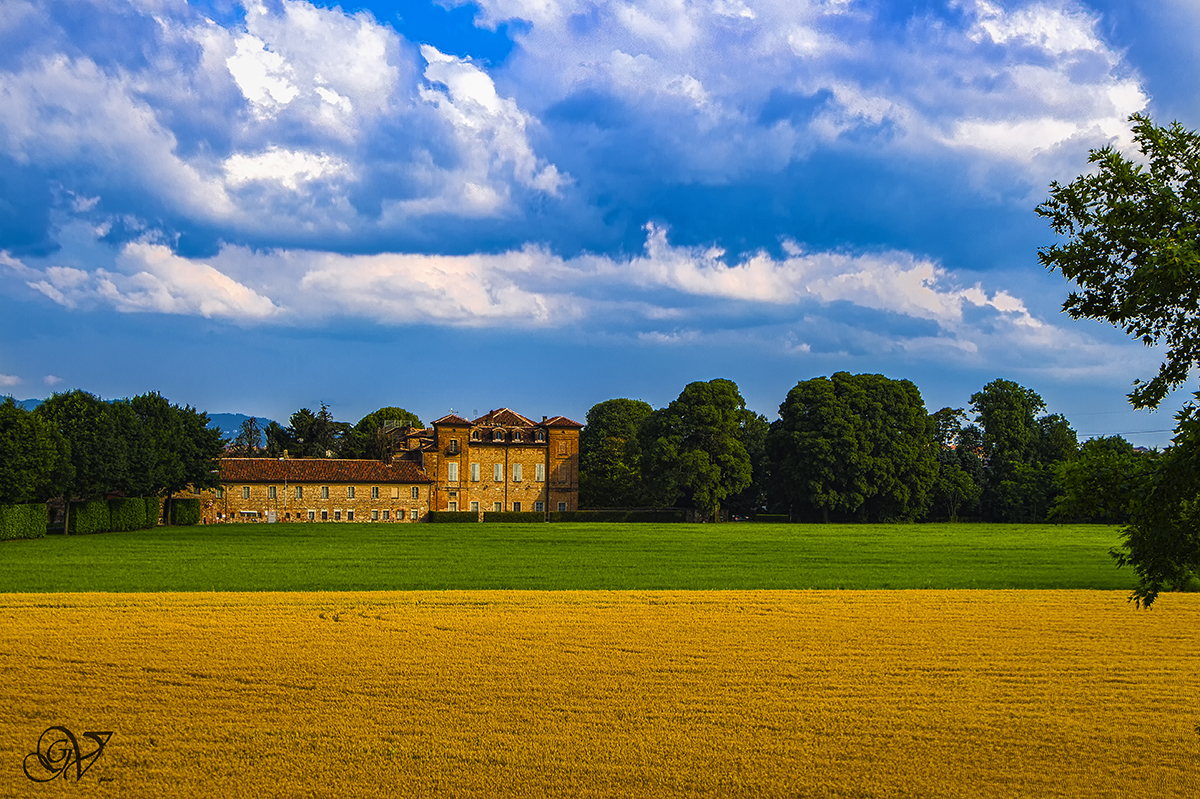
top-left (432, 414), bottom-right (471, 426)
top-left (543, 415), bottom-right (583, 428)
top-left (472, 408), bottom-right (538, 427)
top-left (220, 458), bottom-right (431, 483)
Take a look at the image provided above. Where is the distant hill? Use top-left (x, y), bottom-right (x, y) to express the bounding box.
top-left (11, 398), bottom-right (43, 411)
top-left (207, 413), bottom-right (277, 442)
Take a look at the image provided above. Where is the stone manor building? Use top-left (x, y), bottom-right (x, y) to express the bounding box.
top-left (200, 408), bottom-right (581, 523)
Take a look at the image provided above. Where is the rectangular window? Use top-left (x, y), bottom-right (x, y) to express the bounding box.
top-left (494, 463), bottom-right (503, 482)
top-left (347, 486), bottom-right (356, 499)
top-left (449, 501), bottom-right (458, 511)
top-left (513, 463), bottom-right (522, 482)
top-left (347, 510), bottom-right (354, 521)
top-left (558, 502), bottom-right (567, 512)
top-left (448, 439), bottom-right (459, 454)
top-left (216, 487), bottom-right (224, 499)
top-left (371, 510), bottom-right (379, 520)
top-left (382, 510), bottom-right (390, 520)
top-left (470, 501), bottom-right (479, 512)
top-left (558, 441), bottom-right (567, 455)
top-left (470, 463), bottom-right (480, 482)
top-left (494, 502), bottom-right (502, 512)
top-left (241, 486), bottom-right (250, 499)
top-left (321, 486), bottom-right (329, 499)
top-left (295, 486), bottom-right (303, 499)
top-left (513, 501), bottom-right (521, 512)
top-left (391, 487), bottom-right (400, 499)
top-left (409, 509), bottom-right (418, 520)
top-left (535, 501), bottom-right (544, 512)
top-left (411, 486), bottom-right (420, 499)
top-left (448, 462), bottom-right (459, 482)
top-left (308, 510), bottom-right (315, 520)
top-left (334, 510), bottom-right (341, 521)
top-left (535, 463), bottom-right (545, 482)
top-left (372, 486), bottom-right (379, 500)
top-left (321, 510), bottom-right (328, 521)
top-left (268, 485), bottom-right (277, 499)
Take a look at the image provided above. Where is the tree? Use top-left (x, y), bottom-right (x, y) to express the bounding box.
top-left (288, 403), bottom-right (347, 457)
top-left (968, 379), bottom-right (1077, 522)
top-left (1038, 114), bottom-right (1200, 605)
top-left (725, 409), bottom-right (771, 518)
top-left (231, 417), bottom-right (262, 457)
top-left (0, 397), bottom-right (67, 504)
top-left (343, 407), bottom-right (423, 460)
top-left (159, 402), bottom-right (225, 523)
top-left (767, 373), bottom-right (937, 523)
top-left (579, 398), bottom-right (653, 508)
top-left (1051, 436), bottom-right (1153, 524)
top-left (639, 379), bottom-right (752, 519)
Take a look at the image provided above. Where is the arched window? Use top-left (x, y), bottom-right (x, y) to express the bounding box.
top-left (513, 430), bottom-right (522, 442)
top-left (471, 430), bottom-right (480, 441)
top-left (493, 428), bottom-right (505, 442)
top-left (535, 430), bottom-right (546, 442)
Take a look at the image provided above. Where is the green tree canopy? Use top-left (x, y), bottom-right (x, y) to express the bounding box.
top-left (1038, 114), bottom-right (1200, 604)
top-left (579, 398), bottom-right (653, 508)
top-left (35, 390), bottom-right (125, 502)
top-left (343, 407), bottom-right (423, 460)
top-left (639, 379), bottom-right (752, 519)
top-left (0, 397), bottom-right (67, 504)
top-left (767, 372), bottom-right (937, 523)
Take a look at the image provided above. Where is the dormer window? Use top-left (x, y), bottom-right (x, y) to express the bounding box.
top-left (471, 430), bottom-right (480, 441)
top-left (535, 430), bottom-right (545, 442)
top-left (493, 429), bottom-right (505, 442)
top-left (513, 430), bottom-right (522, 442)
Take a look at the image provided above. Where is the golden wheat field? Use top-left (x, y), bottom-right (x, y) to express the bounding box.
top-left (1, 591), bottom-right (1198, 798)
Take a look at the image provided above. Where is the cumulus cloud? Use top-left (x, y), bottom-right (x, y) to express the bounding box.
top-left (43, 375), bottom-right (62, 386)
top-left (0, 374), bottom-right (21, 387)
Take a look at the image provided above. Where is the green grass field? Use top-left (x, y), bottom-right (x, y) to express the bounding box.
top-left (0, 522), bottom-right (1134, 592)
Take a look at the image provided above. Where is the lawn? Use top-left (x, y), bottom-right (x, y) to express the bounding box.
top-left (0, 522), bottom-right (1134, 592)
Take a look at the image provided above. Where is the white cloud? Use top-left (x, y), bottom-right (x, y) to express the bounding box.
top-left (43, 375), bottom-right (62, 386)
top-left (0, 374), bottom-right (21, 387)
top-left (224, 147), bottom-right (349, 190)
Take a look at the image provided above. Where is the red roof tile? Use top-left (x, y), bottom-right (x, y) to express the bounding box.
top-left (220, 458), bottom-right (430, 483)
top-left (471, 408), bottom-right (538, 427)
top-left (543, 415), bottom-right (583, 428)
top-left (432, 414), bottom-right (471, 426)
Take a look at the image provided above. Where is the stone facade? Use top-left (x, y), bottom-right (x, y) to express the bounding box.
top-left (202, 458), bottom-right (432, 524)
top-left (204, 407), bottom-right (582, 522)
top-left (394, 408), bottom-right (582, 516)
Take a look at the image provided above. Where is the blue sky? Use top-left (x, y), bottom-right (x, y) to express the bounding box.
top-left (2, 0), bottom-right (1198, 444)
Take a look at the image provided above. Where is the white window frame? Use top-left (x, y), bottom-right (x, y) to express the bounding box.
top-left (268, 485), bottom-right (277, 499)
top-left (347, 486), bottom-right (355, 499)
top-left (513, 463), bottom-right (522, 482)
top-left (409, 509), bottom-right (418, 520)
top-left (411, 486), bottom-right (420, 499)
top-left (535, 463), bottom-right (545, 482)
top-left (321, 486), bottom-right (329, 499)
top-left (493, 502), bottom-right (502, 512)
top-left (493, 463), bottom-right (503, 482)
top-left (470, 463), bottom-right (480, 482)
top-left (448, 462), bottom-right (459, 482)
top-left (470, 501), bottom-right (479, 512)
top-left (448, 501), bottom-right (458, 511)
top-left (295, 486), bottom-right (303, 499)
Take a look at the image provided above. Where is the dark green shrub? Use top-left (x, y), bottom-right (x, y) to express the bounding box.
top-left (753, 514), bottom-right (791, 523)
top-left (169, 498), bottom-right (201, 526)
top-left (482, 511), bottom-right (545, 524)
top-left (0, 503), bottom-right (48, 540)
top-left (549, 509), bottom-right (686, 523)
top-left (426, 511), bottom-right (480, 523)
top-left (68, 500), bottom-right (111, 534)
top-left (108, 497), bottom-right (146, 532)
top-left (144, 496), bottom-right (161, 528)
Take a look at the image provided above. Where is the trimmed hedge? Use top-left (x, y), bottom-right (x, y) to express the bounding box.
top-left (753, 514), bottom-right (791, 523)
top-left (482, 511), bottom-right (545, 524)
top-left (145, 496), bottom-right (161, 528)
top-left (109, 497), bottom-right (146, 532)
top-left (426, 510), bottom-right (480, 523)
top-left (0, 503), bottom-right (48, 540)
top-left (68, 500), bottom-right (111, 535)
top-left (548, 509), bottom-right (687, 523)
top-left (169, 498), bottom-right (201, 526)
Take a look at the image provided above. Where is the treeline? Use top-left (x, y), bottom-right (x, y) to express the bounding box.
top-left (0, 391), bottom-right (225, 535)
top-left (580, 374), bottom-right (1142, 523)
top-left (228, 404), bottom-right (422, 460)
